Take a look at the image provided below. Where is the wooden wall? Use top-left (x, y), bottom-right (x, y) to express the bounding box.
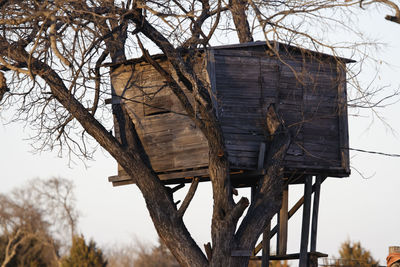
top-left (109, 45), bottom-right (350, 186)
top-left (111, 59), bottom-right (209, 175)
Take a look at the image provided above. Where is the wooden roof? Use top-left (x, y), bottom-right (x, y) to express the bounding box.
top-left (104, 41), bottom-right (355, 68)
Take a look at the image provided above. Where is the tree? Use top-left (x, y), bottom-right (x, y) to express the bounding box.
top-left (132, 239), bottom-right (180, 267)
top-left (337, 241), bottom-right (379, 267)
top-left (29, 177), bottom-right (79, 251)
top-left (0, 1), bottom-right (390, 266)
top-left (0, 230), bottom-right (58, 267)
top-left (360, 1), bottom-right (400, 24)
top-left (61, 235), bottom-right (107, 267)
top-left (104, 241), bottom-right (137, 267)
top-left (105, 238), bottom-right (171, 267)
top-left (0, 177), bottom-right (80, 266)
top-left (0, 188), bottom-right (59, 266)
top-left (322, 240), bottom-right (379, 267)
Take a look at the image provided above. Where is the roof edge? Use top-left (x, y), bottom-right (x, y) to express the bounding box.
top-left (104, 41), bottom-right (356, 67)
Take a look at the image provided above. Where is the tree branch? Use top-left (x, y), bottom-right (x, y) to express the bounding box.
top-left (229, 0), bottom-right (254, 43)
top-left (228, 197), bottom-right (249, 226)
top-left (49, 15), bottom-right (72, 68)
top-left (91, 50), bottom-right (109, 116)
top-left (177, 178), bottom-right (200, 218)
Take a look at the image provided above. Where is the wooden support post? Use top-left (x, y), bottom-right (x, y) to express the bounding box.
top-left (276, 210), bottom-right (280, 254)
top-left (261, 222), bottom-right (271, 267)
top-left (311, 176), bottom-right (323, 252)
top-left (252, 178), bottom-right (327, 256)
top-left (278, 186), bottom-right (289, 255)
top-left (299, 175), bottom-right (312, 267)
top-left (252, 142), bottom-right (266, 203)
top-left (251, 186), bottom-right (256, 204)
top-left (309, 176), bottom-right (323, 267)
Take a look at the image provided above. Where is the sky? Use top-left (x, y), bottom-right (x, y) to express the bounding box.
top-left (1, 6), bottom-right (400, 266)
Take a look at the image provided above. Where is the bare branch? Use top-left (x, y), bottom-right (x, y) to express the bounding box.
top-left (49, 15), bottom-right (72, 68)
top-left (91, 50), bottom-right (109, 115)
top-left (178, 178), bottom-right (200, 218)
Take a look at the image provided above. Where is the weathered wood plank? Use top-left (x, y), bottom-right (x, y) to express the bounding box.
top-left (206, 49), bottom-right (219, 117)
top-left (278, 186), bottom-right (289, 255)
top-left (158, 168), bottom-right (209, 180)
top-left (337, 64), bottom-right (350, 174)
top-left (251, 251), bottom-right (328, 262)
top-left (299, 176), bottom-right (313, 267)
top-left (261, 223), bottom-right (271, 267)
top-left (228, 155), bottom-right (258, 169)
top-left (310, 176), bottom-right (323, 252)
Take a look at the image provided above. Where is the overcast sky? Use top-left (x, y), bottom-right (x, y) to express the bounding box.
top-left (1, 6), bottom-right (399, 266)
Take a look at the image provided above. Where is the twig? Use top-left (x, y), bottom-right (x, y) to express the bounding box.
top-left (347, 147), bottom-right (400, 158)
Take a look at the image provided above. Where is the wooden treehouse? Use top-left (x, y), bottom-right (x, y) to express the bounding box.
top-left (107, 41), bottom-right (353, 266)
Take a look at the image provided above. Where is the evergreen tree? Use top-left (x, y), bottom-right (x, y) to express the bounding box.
top-left (335, 240), bottom-right (379, 266)
top-left (61, 235), bottom-right (107, 267)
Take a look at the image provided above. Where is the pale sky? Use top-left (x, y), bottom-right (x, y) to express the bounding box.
top-left (1, 7), bottom-right (400, 266)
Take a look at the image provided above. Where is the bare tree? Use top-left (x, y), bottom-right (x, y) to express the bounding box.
top-left (0, 177), bottom-right (79, 266)
top-left (0, 1), bottom-right (390, 266)
top-left (0, 186), bottom-right (59, 266)
top-left (29, 177), bottom-right (79, 246)
top-left (106, 238), bottom-right (179, 267)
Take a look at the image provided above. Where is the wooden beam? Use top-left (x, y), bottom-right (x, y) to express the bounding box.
top-left (261, 222), bottom-right (271, 267)
top-left (278, 186), bottom-right (289, 255)
top-left (251, 251), bottom-right (328, 261)
top-left (206, 49), bottom-right (219, 116)
top-left (276, 211), bottom-right (280, 254)
top-left (251, 186), bottom-right (256, 204)
top-left (337, 64), bottom-right (350, 175)
top-left (252, 142), bottom-right (266, 203)
top-left (311, 176), bottom-right (323, 252)
top-left (299, 175), bottom-right (313, 267)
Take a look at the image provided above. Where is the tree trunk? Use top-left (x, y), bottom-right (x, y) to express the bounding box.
top-left (229, 0), bottom-right (254, 43)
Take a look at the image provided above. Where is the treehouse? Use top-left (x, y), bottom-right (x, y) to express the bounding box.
top-left (107, 41), bottom-right (354, 266)
top-left (108, 41), bottom-right (352, 187)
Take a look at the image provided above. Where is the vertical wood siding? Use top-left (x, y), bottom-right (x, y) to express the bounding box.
top-left (110, 45), bottom-right (350, 183)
